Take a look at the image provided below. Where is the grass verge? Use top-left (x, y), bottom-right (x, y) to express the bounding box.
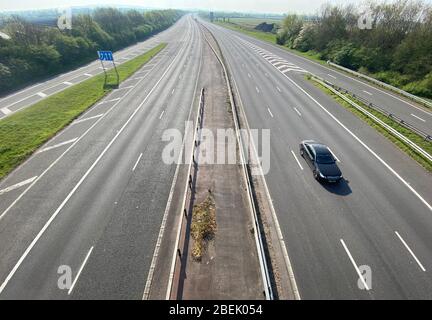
top-left (191, 194), bottom-right (217, 261)
top-left (309, 77), bottom-right (432, 173)
top-left (0, 43), bottom-right (166, 181)
top-left (215, 21), bottom-right (277, 44)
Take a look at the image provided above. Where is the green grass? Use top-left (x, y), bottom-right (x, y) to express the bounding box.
top-left (215, 21), bottom-right (277, 44)
top-left (310, 77), bottom-right (432, 172)
top-left (228, 17), bottom-right (282, 28)
top-left (0, 43), bottom-right (166, 180)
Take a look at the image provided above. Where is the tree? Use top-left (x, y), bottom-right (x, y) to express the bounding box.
top-left (293, 24), bottom-right (317, 52)
top-left (277, 14), bottom-right (303, 47)
top-left (0, 8), bottom-right (183, 95)
top-left (314, 5), bottom-right (348, 50)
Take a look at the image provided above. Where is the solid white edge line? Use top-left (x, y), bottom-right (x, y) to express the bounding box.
top-left (0, 83), bottom-right (43, 103)
top-left (253, 40), bottom-right (432, 212)
top-left (0, 44), bottom-right (156, 111)
top-left (395, 231), bottom-right (426, 272)
top-left (37, 138), bottom-right (78, 154)
top-left (143, 17), bottom-right (199, 300)
top-left (235, 28), bottom-right (432, 116)
top-left (235, 33), bottom-right (432, 117)
top-left (410, 114), bottom-right (426, 122)
top-left (209, 22), bottom-right (301, 299)
top-left (132, 153), bottom-right (143, 172)
top-left (67, 246), bottom-right (94, 295)
top-left (202, 24), bottom-right (274, 299)
top-left (0, 36), bottom-right (182, 295)
top-left (340, 239), bottom-right (370, 291)
top-left (291, 150), bottom-right (303, 170)
top-left (166, 21), bottom-right (203, 301)
top-left (0, 47), bottom-right (165, 222)
top-left (0, 176), bottom-right (38, 196)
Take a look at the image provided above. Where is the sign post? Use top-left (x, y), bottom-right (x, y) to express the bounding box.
top-left (97, 50), bottom-right (119, 88)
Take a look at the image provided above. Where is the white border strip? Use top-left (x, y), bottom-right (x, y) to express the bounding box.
top-left (37, 138), bottom-right (78, 154)
top-left (0, 176), bottom-right (38, 196)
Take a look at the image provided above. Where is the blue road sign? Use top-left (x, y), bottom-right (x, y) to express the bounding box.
top-left (98, 51), bottom-right (114, 61)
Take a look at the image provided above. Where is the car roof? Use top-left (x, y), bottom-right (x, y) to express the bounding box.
top-left (310, 143), bottom-right (330, 155)
top-left (302, 141), bottom-right (332, 155)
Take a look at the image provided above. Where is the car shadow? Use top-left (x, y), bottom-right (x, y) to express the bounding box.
top-left (320, 178), bottom-right (352, 196)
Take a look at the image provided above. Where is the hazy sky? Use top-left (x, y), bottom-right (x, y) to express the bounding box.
top-left (0, 0), bottom-right (363, 14)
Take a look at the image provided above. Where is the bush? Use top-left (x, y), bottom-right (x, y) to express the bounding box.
top-left (402, 72), bottom-right (432, 98)
top-left (374, 71), bottom-right (411, 88)
top-left (293, 24), bottom-right (317, 52)
top-left (327, 41), bottom-right (358, 69)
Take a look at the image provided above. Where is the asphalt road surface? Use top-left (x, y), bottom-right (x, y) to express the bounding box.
top-left (206, 23), bottom-right (432, 135)
top-left (0, 15), bottom-right (202, 299)
top-left (202, 20), bottom-right (432, 299)
top-left (1, 14), bottom-right (432, 300)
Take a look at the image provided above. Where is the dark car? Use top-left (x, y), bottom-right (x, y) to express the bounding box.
top-left (299, 140), bottom-right (342, 183)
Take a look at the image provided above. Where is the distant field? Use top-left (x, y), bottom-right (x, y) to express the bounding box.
top-left (227, 17), bottom-right (282, 29)
top-left (215, 20), bottom-right (277, 43)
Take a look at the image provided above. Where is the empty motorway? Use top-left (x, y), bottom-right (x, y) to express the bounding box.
top-left (202, 20), bottom-right (432, 299)
top-left (0, 15), bottom-right (202, 299)
top-left (0, 13), bottom-right (431, 300)
top-left (206, 23), bottom-right (432, 135)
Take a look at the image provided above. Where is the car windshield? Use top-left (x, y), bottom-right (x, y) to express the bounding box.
top-left (316, 154), bottom-right (335, 164)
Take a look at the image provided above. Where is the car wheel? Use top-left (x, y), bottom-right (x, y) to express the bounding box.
top-left (313, 170), bottom-right (319, 181)
top-left (300, 148), bottom-right (304, 157)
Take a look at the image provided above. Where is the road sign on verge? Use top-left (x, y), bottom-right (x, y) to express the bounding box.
top-left (97, 51), bottom-right (119, 88)
top-left (98, 51), bottom-right (114, 61)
